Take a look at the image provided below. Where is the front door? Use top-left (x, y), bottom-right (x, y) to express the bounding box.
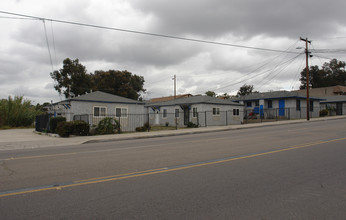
top-left (184, 108), bottom-right (190, 125)
top-left (336, 103), bottom-right (343, 115)
top-left (279, 99), bottom-right (285, 116)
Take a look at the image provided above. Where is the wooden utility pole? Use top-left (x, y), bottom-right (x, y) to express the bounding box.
top-left (172, 75), bottom-right (176, 99)
top-left (300, 37), bottom-right (311, 121)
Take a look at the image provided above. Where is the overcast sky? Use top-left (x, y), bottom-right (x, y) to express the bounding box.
top-left (1, 0), bottom-right (346, 104)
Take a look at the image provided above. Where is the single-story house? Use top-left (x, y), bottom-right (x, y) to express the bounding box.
top-left (145, 95), bottom-right (244, 127)
top-left (49, 91), bottom-right (146, 131)
top-left (231, 91), bottom-right (323, 119)
top-left (320, 96), bottom-right (346, 115)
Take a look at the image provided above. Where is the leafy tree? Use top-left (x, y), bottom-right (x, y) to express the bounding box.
top-left (205, 90), bottom-right (216, 97)
top-left (237, 84), bottom-right (256, 97)
top-left (91, 70), bottom-right (145, 100)
top-left (50, 58), bottom-right (92, 98)
top-left (300, 59), bottom-right (346, 89)
top-left (51, 58), bottom-right (146, 100)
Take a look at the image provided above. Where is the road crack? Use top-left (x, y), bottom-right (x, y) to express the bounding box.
top-left (1, 161), bottom-right (15, 176)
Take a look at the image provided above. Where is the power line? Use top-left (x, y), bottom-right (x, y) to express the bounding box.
top-left (0, 10), bottom-right (300, 54)
top-left (42, 19), bottom-right (54, 73)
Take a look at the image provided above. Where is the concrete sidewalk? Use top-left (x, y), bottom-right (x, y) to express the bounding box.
top-left (1, 115), bottom-right (345, 151)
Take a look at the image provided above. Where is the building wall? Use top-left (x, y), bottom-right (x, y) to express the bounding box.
top-left (241, 98), bottom-right (320, 119)
top-left (147, 104), bottom-right (243, 127)
top-left (51, 101), bottom-right (146, 131)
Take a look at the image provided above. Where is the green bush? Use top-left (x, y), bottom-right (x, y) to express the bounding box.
top-left (96, 117), bottom-right (121, 135)
top-left (56, 120), bottom-right (90, 137)
top-left (56, 121), bottom-right (73, 137)
top-left (135, 122), bottom-right (151, 132)
top-left (72, 120), bottom-right (90, 136)
top-left (0, 96), bottom-right (40, 128)
top-left (187, 122), bottom-right (198, 128)
top-left (319, 109), bottom-right (329, 117)
top-left (49, 117), bottom-right (66, 133)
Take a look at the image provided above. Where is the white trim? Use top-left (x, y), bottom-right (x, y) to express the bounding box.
top-left (93, 106), bottom-right (107, 117)
top-left (115, 107), bottom-right (128, 118)
top-left (212, 107), bottom-right (220, 116)
top-left (163, 108), bottom-right (168, 119)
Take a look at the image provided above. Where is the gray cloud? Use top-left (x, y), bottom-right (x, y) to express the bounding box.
top-left (133, 0), bottom-right (346, 39)
top-left (1, 0), bottom-right (346, 103)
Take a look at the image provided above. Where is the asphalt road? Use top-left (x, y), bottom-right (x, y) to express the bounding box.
top-left (0, 119), bottom-right (346, 219)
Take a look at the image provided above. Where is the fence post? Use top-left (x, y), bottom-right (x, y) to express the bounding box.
top-left (197, 112), bottom-right (199, 127)
top-left (205, 111), bottom-right (207, 127)
top-left (226, 111), bottom-right (228, 125)
top-left (147, 112), bottom-right (150, 132)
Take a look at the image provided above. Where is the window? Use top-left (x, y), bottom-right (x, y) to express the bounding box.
top-left (163, 109), bottom-right (167, 118)
top-left (296, 100), bottom-right (301, 111)
top-left (246, 102), bottom-right (252, 107)
top-left (255, 100), bottom-right (259, 106)
top-left (193, 107), bottom-right (198, 118)
top-left (175, 109), bottom-right (180, 118)
top-left (115, 107), bottom-right (128, 118)
top-left (310, 100), bottom-right (314, 112)
top-left (212, 107), bottom-right (220, 115)
top-left (268, 100), bottom-right (273, 109)
top-left (233, 109), bottom-right (239, 115)
top-left (94, 106), bottom-right (106, 117)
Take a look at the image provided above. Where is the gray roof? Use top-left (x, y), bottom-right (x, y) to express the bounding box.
top-left (55, 91), bottom-right (144, 105)
top-left (231, 91), bottom-right (323, 101)
top-left (320, 95), bottom-right (346, 103)
top-left (145, 95), bottom-right (243, 107)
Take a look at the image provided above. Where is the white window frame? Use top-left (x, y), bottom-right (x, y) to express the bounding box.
top-left (93, 106), bottom-right (107, 117)
top-left (115, 107), bottom-right (128, 118)
top-left (192, 107), bottom-right (198, 118)
top-left (212, 107), bottom-right (220, 116)
top-left (175, 108), bottom-right (180, 118)
top-left (233, 109), bottom-right (239, 116)
top-left (163, 109), bottom-right (168, 119)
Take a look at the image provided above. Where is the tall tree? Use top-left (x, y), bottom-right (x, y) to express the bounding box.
top-left (91, 70), bottom-right (145, 100)
top-left (299, 59), bottom-right (346, 89)
top-left (237, 84), bottom-right (255, 97)
top-left (51, 58), bottom-right (146, 100)
top-left (50, 58), bottom-right (92, 98)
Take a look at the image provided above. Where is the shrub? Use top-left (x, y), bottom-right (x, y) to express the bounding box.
top-left (49, 117), bottom-right (66, 133)
top-left (136, 122), bottom-right (151, 132)
top-left (135, 126), bottom-right (147, 132)
top-left (56, 121), bottom-right (73, 137)
top-left (187, 122), bottom-right (198, 128)
top-left (72, 120), bottom-right (90, 136)
top-left (319, 109), bottom-right (329, 117)
top-left (0, 96), bottom-right (40, 128)
top-left (96, 117), bottom-right (121, 135)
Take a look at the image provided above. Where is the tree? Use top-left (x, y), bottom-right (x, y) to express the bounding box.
top-left (91, 70), bottom-right (145, 100)
top-left (237, 84), bottom-right (255, 97)
top-left (299, 59), bottom-right (346, 89)
top-left (205, 90), bottom-right (216, 97)
top-left (50, 58), bottom-right (92, 98)
top-left (51, 58), bottom-right (146, 100)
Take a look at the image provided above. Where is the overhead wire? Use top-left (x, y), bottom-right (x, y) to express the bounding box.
top-left (289, 55), bottom-right (305, 90)
top-left (0, 10), bottom-right (300, 54)
top-left (195, 40), bottom-right (301, 94)
top-left (256, 53), bottom-right (303, 90)
top-left (42, 19), bottom-right (54, 73)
